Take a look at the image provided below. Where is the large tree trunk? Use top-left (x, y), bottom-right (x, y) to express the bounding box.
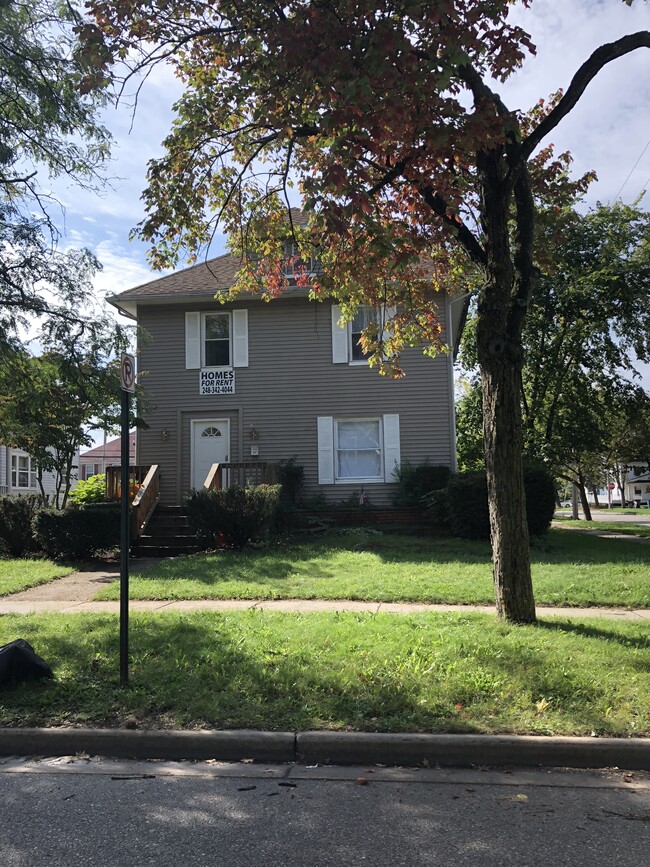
top-left (479, 352), bottom-right (536, 623)
top-left (475, 149), bottom-right (536, 624)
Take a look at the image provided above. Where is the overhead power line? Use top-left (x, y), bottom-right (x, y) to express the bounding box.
top-left (615, 138), bottom-right (650, 201)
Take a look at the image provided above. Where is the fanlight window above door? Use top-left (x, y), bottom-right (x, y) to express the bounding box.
top-left (201, 426), bottom-right (222, 438)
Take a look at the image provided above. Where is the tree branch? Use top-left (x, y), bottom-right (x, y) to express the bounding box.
top-left (419, 185), bottom-right (487, 268)
top-left (521, 31), bottom-right (650, 160)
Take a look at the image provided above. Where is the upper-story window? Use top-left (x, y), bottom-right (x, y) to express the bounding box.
top-left (204, 313), bottom-right (231, 367)
top-left (349, 307), bottom-right (377, 362)
top-left (11, 453), bottom-right (36, 489)
top-left (185, 310), bottom-right (248, 370)
top-left (332, 303), bottom-right (392, 365)
top-left (282, 241), bottom-right (320, 277)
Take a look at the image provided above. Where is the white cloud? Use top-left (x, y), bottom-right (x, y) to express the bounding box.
top-left (504, 0), bottom-right (650, 205)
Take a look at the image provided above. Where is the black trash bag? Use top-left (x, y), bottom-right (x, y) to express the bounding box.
top-left (0, 639), bottom-right (53, 687)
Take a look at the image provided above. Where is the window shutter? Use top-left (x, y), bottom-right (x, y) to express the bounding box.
top-left (232, 309), bottom-right (249, 367)
top-left (331, 304), bottom-right (348, 363)
top-left (185, 312), bottom-right (201, 369)
top-left (383, 414), bottom-right (400, 482)
top-left (317, 416), bottom-right (335, 484)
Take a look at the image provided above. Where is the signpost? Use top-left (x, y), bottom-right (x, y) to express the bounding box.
top-left (119, 354), bottom-right (135, 686)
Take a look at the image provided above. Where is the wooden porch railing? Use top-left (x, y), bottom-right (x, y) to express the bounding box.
top-left (204, 462), bottom-right (277, 491)
top-left (130, 464), bottom-right (160, 540)
top-left (105, 465), bottom-right (152, 501)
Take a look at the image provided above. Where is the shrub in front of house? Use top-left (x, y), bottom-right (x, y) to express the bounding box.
top-left (523, 465), bottom-right (558, 536)
top-left (185, 484), bottom-right (282, 549)
top-left (445, 471), bottom-right (491, 540)
top-left (276, 458), bottom-right (304, 506)
top-left (0, 494), bottom-right (41, 557)
top-left (443, 465), bottom-right (557, 540)
top-left (393, 461), bottom-right (452, 507)
top-left (32, 504), bottom-right (121, 560)
top-left (68, 473), bottom-right (108, 506)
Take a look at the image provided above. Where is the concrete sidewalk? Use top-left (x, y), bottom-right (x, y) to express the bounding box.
top-left (1, 596), bottom-right (650, 619)
top-left (2, 559), bottom-right (649, 620)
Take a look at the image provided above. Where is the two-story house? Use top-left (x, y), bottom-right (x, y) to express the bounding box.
top-left (109, 248), bottom-right (461, 508)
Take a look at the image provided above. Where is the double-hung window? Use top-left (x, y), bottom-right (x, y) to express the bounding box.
top-left (349, 307), bottom-right (376, 362)
top-left (331, 304), bottom-right (394, 365)
top-left (204, 313), bottom-right (231, 367)
top-left (11, 454), bottom-right (36, 489)
top-left (185, 310), bottom-right (249, 369)
top-left (282, 241), bottom-right (320, 277)
top-left (335, 419), bottom-right (382, 480)
top-left (317, 414), bottom-right (400, 484)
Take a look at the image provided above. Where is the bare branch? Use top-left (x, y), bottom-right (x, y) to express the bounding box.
top-left (521, 31), bottom-right (650, 160)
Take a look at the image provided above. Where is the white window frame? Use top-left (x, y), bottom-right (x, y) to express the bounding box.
top-left (348, 306), bottom-right (378, 365)
top-left (317, 414), bottom-right (400, 485)
top-left (334, 417), bottom-right (384, 483)
top-left (331, 304), bottom-right (395, 365)
top-left (282, 241), bottom-right (320, 277)
top-left (11, 453), bottom-right (37, 490)
top-left (186, 310), bottom-right (248, 370)
top-left (202, 311), bottom-right (232, 368)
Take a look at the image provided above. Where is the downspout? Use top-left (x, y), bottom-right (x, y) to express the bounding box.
top-left (444, 292), bottom-right (461, 473)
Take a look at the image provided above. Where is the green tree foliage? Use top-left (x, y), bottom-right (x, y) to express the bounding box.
top-left (0, 322), bottom-right (133, 507)
top-left (454, 377), bottom-right (485, 473)
top-left (82, 0), bottom-right (650, 622)
top-left (458, 201), bottom-right (650, 515)
top-left (0, 0), bottom-right (112, 355)
top-left (522, 202), bottom-right (650, 459)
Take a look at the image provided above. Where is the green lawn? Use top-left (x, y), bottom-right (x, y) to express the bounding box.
top-left (553, 518), bottom-right (650, 539)
top-left (0, 558), bottom-right (73, 596)
top-left (95, 529), bottom-right (650, 608)
top-left (0, 611), bottom-right (647, 736)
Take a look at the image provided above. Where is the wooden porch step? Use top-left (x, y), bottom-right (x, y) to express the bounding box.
top-left (135, 545), bottom-right (202, 557)
top-left (132, 504), bottom-right (200, 558)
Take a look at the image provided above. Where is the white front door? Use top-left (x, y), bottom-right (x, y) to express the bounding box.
top-left (191, 419), bottom-right (230, 489)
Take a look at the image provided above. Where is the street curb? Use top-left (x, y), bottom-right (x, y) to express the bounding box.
top-left (0, 728), bottom-right (294, 763)
top-left (295, 732), bottom-right (650, 770)
top-left (0, 728), bottom-right (649, 770)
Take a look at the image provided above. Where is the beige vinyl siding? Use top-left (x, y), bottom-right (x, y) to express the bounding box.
top-left (137, 297), bottom-right (455, 505)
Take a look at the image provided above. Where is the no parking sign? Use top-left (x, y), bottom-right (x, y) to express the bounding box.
top-left (120, 353), bottom-right (136, 393)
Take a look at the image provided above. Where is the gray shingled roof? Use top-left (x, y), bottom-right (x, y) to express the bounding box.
top-left (111, 208), bottom-right (311, 303)
top-left (108, 208), bottom-right (444, 315)
top-left (112, 253), bottom-right (241, 301)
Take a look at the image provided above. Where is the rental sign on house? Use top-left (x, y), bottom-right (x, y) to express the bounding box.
top-left (199, 368), bottom-right (235, 395)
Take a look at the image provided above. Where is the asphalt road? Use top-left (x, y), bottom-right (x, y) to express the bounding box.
top-left (556, 509), bottom-right (650, 526)
top-left (1, 757), bottom-right (649, 866)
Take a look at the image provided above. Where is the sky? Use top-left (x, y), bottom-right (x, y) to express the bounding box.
top-left (46, 0), bottom-right (650, 443)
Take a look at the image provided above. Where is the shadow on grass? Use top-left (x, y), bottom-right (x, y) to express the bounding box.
top-left (1, 614), bottom-right (472, 733)
top-left (537, 618), bottom-right (650, 652)
top-left (140, 529), bottom-right (650, 590)
top-left (1, 612), bottom-right (647, 736)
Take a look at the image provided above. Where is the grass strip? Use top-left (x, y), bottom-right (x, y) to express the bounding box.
top-left (95, 530), bottom-right (650, 608)
top-left (0, 611), bottom-right (648, 737)
top-left (553, 518), bottom-right (650, 539)
top-left (0, 559), bottom-right (73, 597)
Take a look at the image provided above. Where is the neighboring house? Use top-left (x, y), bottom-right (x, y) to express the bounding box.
top-left (109, 234), bottom-right (463, 508)
top-left (0, 445), bottom-right (78, 500)
top-left (79, 432), bottom-right (137, 481)
top-left (581, 464), bottom-right (650, 507)
top-left (624, 464), bottom-right (650, 506)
